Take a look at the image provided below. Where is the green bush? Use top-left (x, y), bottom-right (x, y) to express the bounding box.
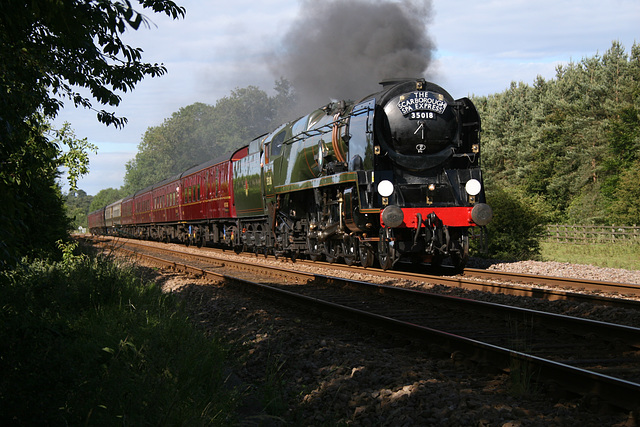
top-left (0, 245), bottom-right (239, 425)
top-left (474, 186), bottom-right (550, 261)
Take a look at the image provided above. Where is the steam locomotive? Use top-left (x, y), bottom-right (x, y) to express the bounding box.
top-left (89, 78), bottom-right (492, 270)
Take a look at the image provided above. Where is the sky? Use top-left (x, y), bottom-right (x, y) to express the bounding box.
top-left (52, 0), bottom-right (640, 196)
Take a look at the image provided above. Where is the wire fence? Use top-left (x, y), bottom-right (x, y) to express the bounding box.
top-left (543, 224), bottom-right (640, 244)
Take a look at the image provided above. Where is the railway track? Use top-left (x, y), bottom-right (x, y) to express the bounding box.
top-left (303, 260), bottom-right (640, 307)
top-left (92, 236), bottom-right (640, 309)
top-left (91, 237), bottom-right (640, 412)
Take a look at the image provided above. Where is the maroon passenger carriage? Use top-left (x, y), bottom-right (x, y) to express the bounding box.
top-left (175, 146), bottom-right (248, 246)
top-left (87, 207), bottom-right (106, 235)
top-left (90, 147), bottom-right (249, 246)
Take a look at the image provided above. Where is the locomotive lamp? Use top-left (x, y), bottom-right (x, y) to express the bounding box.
top-left (378, 180), bottom-right (394, 197)
top-left (466, 179), bottom-right (481, 204)
top-left (465, 179), bottom-right (481, 196)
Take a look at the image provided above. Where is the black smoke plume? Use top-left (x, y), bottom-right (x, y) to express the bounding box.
top-left (270, 0), bottom-right (435, 112)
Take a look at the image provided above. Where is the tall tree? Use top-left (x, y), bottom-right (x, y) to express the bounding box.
top-left (0, 0), bottom-right (185, 265)
top-left (123, 81), bottom-right (297, 193)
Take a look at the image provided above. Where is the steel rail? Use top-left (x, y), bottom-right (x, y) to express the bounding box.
top-left (464, 268), bottom-right (640, 296)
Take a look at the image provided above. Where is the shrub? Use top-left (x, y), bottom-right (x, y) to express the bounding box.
top-left (474, 186), bottom-right (550, 261)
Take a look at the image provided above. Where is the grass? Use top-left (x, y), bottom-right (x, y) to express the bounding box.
top-left (0, 241), bottom-right (242, 425)
top-left (540, 241), bottom-right (640, 270)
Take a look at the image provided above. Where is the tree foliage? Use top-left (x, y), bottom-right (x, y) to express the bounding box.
top-left (89, 187), bottom-right (128, 213)
top-left (0, 0), bottom-right (185, 265)
top-left (123, 79), bottom-right (296, 193)
top-left (54, 123), bottom-right (99, 192)
top-left (475, 41), bottom-right (640, 226)
top-left (0, 118), bottom-right (70, 264)
top-left (65, 190), bottom-right (94, 230)
top-left (0, 0), bottom-right (185, 131)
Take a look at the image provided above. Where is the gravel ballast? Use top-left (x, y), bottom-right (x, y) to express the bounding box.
top-left (126, 243), bottom-right (639, 426)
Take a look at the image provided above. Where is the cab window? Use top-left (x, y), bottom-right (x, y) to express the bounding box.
top-left (270, 131), bottom-right (286, 156)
